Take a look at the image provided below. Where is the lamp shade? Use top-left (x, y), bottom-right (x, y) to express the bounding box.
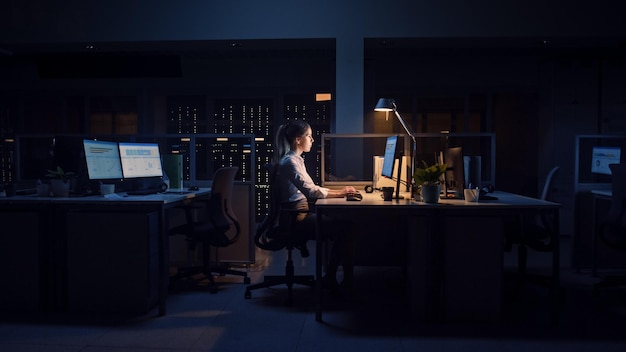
top-left (374, 98), bottom-right (394, 112)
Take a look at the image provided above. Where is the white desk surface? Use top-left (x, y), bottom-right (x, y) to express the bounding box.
top-left (315, 190), bottom-right (559, 209)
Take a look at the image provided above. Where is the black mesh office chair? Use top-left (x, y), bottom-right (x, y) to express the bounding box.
top-left (169, 166), bottom-right (250, 293)
top-left (594, 163), bottom-right (626, 292)
top-left (504, 166), bottom-right (560, 282)
top-left (244, 163), bottom-right (314, 304)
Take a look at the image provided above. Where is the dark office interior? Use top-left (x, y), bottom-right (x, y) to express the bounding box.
top-left (1, 1), bottom-right (626, 351)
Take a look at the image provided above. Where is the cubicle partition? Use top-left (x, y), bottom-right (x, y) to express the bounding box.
top-left (321, 133), bottom-right (496, 190)
top-left (573, 134), bottom-right (626, 271)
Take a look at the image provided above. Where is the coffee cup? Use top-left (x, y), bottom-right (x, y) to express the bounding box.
top-left (381, 186), bottom-right (394, 201)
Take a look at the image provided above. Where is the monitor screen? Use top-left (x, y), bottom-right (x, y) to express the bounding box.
top-left (118, 142), bottom-right (163, 178)
top-left (381, 135), bottom-right (398, 179)
top-left (444, 146), bottom-right (465, 193)
top-left (591, 146), bottom-right (621, 175)
top-left (83, 139), bottom-right (123, 180)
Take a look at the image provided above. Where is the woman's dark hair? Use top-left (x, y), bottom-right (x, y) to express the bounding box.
top-left (274, 119), bottom-right (311, 163)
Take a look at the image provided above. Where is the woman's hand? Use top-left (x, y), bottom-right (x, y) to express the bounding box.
top-left (345, 186), bottom-right (356, 194)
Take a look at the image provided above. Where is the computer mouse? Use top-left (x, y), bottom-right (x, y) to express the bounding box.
top-left (346, 192), bottom-right (362, 201)
top-left (189, 185), bottom-right (199, 191)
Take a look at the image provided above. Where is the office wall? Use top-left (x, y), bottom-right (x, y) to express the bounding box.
top-left (3, 0), bottom-right (623, 134)
top-left (2, 0), bottom-right (626, 237)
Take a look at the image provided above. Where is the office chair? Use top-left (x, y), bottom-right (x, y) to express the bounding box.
top-left (244, 163), bottom-right (314, 305)
top-left (169, 166), bottom-right (250, 293)
top-left (594, 163), bottom-right (626, 292)
top-left (504, 166), bottom-right (560, 283)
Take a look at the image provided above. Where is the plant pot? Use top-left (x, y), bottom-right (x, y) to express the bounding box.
top-left (420, 184), bottom-right (441, 204)
top-left (50, 179), bottom-right (70, 197)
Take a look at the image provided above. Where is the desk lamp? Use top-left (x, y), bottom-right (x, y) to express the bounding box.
top-left (374, 98), bottom-right (417, 193)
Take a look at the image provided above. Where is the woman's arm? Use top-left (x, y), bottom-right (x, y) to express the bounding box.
top-left (325, 186), bottom-right (356, 198)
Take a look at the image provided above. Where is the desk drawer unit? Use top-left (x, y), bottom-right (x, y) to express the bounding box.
top-left (66, 211), bottom-right (159, 314)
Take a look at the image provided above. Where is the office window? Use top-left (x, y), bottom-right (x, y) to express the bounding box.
top-left (89, 96), bottom-right (138, 135)
top-left (167, 96), bottom-right (207, 182)
top-left (215, 98), bottom-right (273, 219)
top-left (163, 95), bottom-right (331, 220)
top-left (0, 138), bottom-right (15, 184)
top-left (284, 95), bottom-right (332, 185)
top-left (167, 96), bottom-right (206, 134)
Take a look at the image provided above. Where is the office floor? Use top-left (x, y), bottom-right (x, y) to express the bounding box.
top-left (1, 237), bottom-right (626, 352)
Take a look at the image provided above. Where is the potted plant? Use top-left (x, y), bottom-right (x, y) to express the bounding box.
top-left (413, 161), bottom-right (446, 203)
top-left (45, 166), bottom-right (75, 197)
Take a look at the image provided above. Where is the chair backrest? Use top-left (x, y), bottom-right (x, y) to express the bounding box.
top-left (254, 163), bottom-right (289, 251)
top-left (207, 166), bottom-right (241, 246)
top-left (600, 163), bottom-right (626, 248)
top-left (540, 166), bottom-right (560, 201)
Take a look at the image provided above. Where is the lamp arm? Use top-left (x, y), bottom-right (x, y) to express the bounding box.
top-left (393, 107), bottom-right (417, 192)
top-left (393, 109), bottom-right (416, 145)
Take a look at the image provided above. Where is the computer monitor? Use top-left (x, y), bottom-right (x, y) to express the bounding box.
top-left (444, 146), bottom-right (465, 197)
top-left (381, 135), bottom-right (398, 179)
top-left (381, 135), bottom-right (403, 199)
top-left (83, 139), bottom-right (123, 180)
top-left (118, 142), bottom-right (163, 179)
top-left (52, 136), bottom-right (85, 177)
top-left (591, 146), bottom-right (621, 175)
top-left (51, 135), bottom-right (90, 193)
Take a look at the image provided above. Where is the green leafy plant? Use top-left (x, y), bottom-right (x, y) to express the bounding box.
top-left (45, 166), bottom-right (75, 181)
top-left (413, 161), bottom-right (447, 186)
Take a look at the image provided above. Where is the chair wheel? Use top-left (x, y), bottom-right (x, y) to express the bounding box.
top-left (245, 291), bottom-right (251, 299)
top-left (244, 277), bottom-right (251, 284)
top-left (209, 286), bottom-right (218, 294)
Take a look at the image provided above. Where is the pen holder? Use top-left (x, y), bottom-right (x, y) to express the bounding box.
top-left (464, 188), bottom-right (479, 202)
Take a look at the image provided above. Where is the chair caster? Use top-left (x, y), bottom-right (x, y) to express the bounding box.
top-left (244, 290), bottom-right (251, 299)
top-left (244, 277), bottom-right (251, 284)
top-left (209, 285), bottom-right (218, 294)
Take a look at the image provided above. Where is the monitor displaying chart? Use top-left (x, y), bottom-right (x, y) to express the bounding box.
top-left (118, 142), bottom-right (164, 178)
top-left (83, 139), bottom-right (123, 180)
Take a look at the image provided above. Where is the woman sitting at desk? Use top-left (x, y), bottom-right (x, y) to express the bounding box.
top-left (275, 120), bottom-right (355, 289)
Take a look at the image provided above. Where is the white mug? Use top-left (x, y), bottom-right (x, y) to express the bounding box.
top-left (100, 184), bottom-right (115, 195)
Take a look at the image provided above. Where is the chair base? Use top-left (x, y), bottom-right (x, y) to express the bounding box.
top-left (244, 274), bottom-right (314, 305)
top-left (171, 264), bottom-right (250, 294)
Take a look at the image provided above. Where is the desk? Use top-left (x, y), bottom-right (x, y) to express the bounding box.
top-left (314, 191), bottom-right (560, 323)
top-left (0, 189), bottom-right (210, 316)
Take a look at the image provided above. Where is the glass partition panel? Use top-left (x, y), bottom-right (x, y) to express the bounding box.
top-left (321, 134), bottom-right (410, 188)
top-left (321, 133), bottom-right (495, 189)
